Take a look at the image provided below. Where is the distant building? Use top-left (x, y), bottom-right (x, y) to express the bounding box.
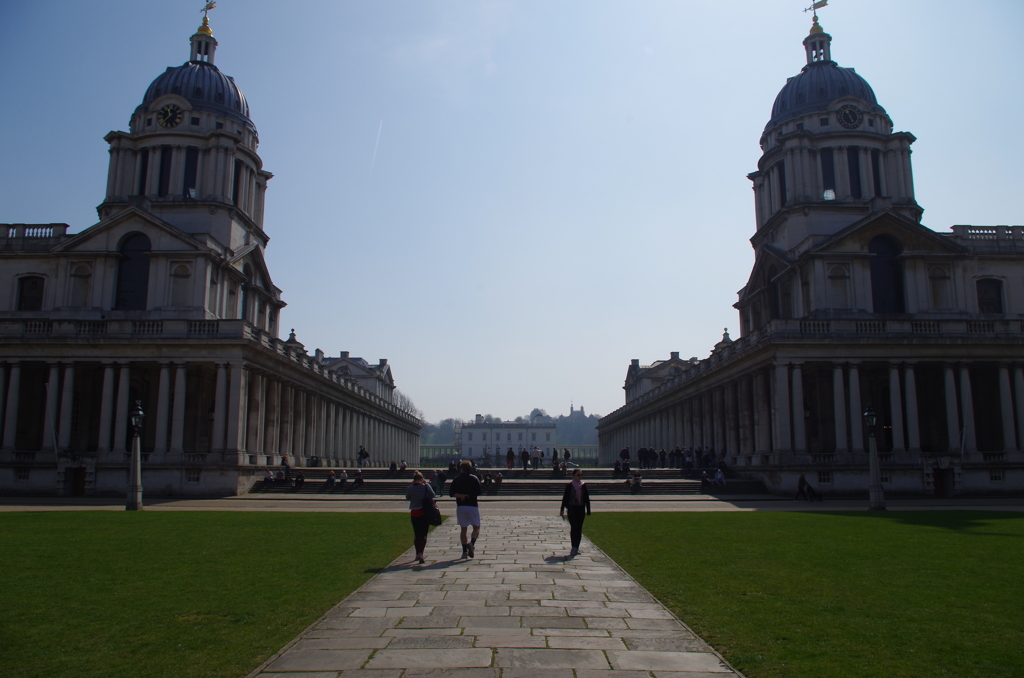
top-left (0, 17), bottom-right (420, 496)
top-left (461, 414), bottom-right (557, 461)
top-left (598, 18), bottom-right (1024, 497)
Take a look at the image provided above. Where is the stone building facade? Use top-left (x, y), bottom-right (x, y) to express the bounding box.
top-left (461, 415), bottom-right (557, 461)
top-left (0, 18), bottom-right (421, 497)
top-left (597, 18), bottom-right (1024, 496)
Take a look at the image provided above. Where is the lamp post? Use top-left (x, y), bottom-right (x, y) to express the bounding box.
top-left (126, 400), bottom-right (144, 511)
top-left (863, 406), bottom-right (886, 510)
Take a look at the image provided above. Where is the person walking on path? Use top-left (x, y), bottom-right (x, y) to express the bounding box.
top-left (559, 467), bottom-right (591, 557)
top-left (357, 446), bottom-right (369, 468)
top-left (405, 471), bottom-right (436, 564)
top-left (449, 460), bottom-right (483, 559)
top-left (506, 447), bottom-right (515, 471)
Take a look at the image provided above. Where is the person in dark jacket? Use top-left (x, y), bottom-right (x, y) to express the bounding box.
top-left (559, 468), bottom-right (592, 557)
top-left (449, 460), bottom-right (483, 558)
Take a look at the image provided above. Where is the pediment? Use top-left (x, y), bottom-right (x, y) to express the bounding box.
top-left (808, 210), bottom-right (969, 257)
top-left (52, 208), bottom-right (203, 254)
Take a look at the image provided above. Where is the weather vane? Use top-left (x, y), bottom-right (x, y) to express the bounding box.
top-left (803, 0), bottom-right (828, 23)
top-left (201, 1), bottom-right (217, 19)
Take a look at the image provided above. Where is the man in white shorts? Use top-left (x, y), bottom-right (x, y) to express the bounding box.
top-left (449, 460), bottom-right (483, 558)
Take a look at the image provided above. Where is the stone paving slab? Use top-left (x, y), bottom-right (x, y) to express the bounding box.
top-left (248, 515), bottom-right (742, 678)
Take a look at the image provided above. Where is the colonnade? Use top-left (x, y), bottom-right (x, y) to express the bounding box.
top-left (600, 360), bottom-right (1024, 462)
top-left (0, 359), bottom-right (420, 467)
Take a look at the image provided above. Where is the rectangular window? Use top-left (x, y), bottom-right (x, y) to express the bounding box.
top-left (518, 433), bottom-right (523, 441)
top-left (190, 116), bottom-right (200, 126)
top-left (482, 433), bottom-right (487, 441)
top-left (545, 433), bottom-right (551, 442)
top-left (880, 472), bottom-right (890, 484)
top-left (183, 147), bottom-right (199, 198)
top-left (157, 146), bottom-right (173, 197)
top-left (507, 433), bottom-right (511, 441)
top-left (186, 469), bottom-right (201, 483)
top-left (531, 433), bottom-right (536, 441)
top-left (818, 471), bottom-right (833, 484)
top-left (847, 146), bottom-right (862, 199)
top-left (467, 433), bottom-right (473, 441)
top-left (137, 148), bottom-right (150, 194)
top-left (777, 160), bottom-right (788, 207)
top-left (15, 468), bottom-right (29, 481)
top-left (796, 122), bottom-right (804, 130)
top-left (820, 116), bottom-right (830, 126)
top-left (871, 149), bottom-right (883, 197)
top-left (468, 447), bottom-right (473, 455)
top-left (820, 148), bottom-right (836, 194)
top-left (991, 470), bottom-right (1004, 482)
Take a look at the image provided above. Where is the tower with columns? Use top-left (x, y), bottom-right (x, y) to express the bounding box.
top-left (598, 18), bottom-right (1024, 497)
top-left (0, 17), bottom-right (421, 497)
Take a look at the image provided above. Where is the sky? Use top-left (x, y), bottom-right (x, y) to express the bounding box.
top-left (1, 1), bottom-right (1022, 424)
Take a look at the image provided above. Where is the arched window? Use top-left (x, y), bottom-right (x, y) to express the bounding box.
top-left (977, 278), bottom-right (1004, 314)
top-left (17, 276), bottom-right (45, 311)
top-left (115, 233), bottom-right (151, 310)
top-left (170, 264), bottom-right (192, 307)
top-left (869, 235), bottom-right (904, 313)
top-left (69, 264), bottom-right (92, 308)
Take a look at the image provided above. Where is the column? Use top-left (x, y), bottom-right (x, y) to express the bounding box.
top-left (170, 363), bottom-right (187, 454)
top-left (113, 363), bottom-right (131, 453)
top-left (944, 365), bottom-right (960, 453)
top-left (268, 380), bottom-right (282, 459)
top-left (57, 363), bottom-right (75, 451)
top-left (279, 384), bottom-right (293, 460)
top-left (97, 363), bottom-right (115, 453)
top-left (42, 362), bottom-right (60, 451)
top-left (294, 390), bottom-right (306, 458)
top-left (791, 364), bottom-right (806, 452)
top-left (848, 364), bottom-right (863, 453)
top-left (773, 363), bottom-right (791, 452)
top-left (832, 364), bottom-right (847, 453)
top-left (888, 364), bottom-right (906, 453)
top-left (739, 377), bottom-right (754, 454)
top-left (904, 364), bottom-right (921, 453)
top-left (713, 388), bottom-right (725, 455)
top-left (153, 364), bottom-right (171, 454)
top-left (2, 362), bottom-right (21, 451)
top-left (998, 364), bottom-right (1017, 452)
top-left (225, 363), bottom-right (247, 454)
top-left (212, 363), bottom-right (227, 451)
top-left (755, 371), bottom-right (772, 453)
top-left (958, 365), bottom-right (977, 453)
top-left (725, 382), bottom-right (739, 459)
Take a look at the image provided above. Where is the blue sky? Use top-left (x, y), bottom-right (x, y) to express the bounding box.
top-left (1, 1), bottom-right (1021, 423)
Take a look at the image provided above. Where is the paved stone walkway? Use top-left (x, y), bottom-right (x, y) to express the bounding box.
top-left (251, 514), bottom-right (741, 678)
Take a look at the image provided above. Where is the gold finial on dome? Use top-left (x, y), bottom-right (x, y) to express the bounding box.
top-left (803, 0), bottom-right (828, 34)
top-left (197, 2), bottom-right (217, 35)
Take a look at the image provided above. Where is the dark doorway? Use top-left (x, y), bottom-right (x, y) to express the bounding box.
top-left (65, 467), bottom-right (87, 497)
top-left (869, 235), bottom-right (905, 313)
top-left (933, 468), bottom-right (954, 498)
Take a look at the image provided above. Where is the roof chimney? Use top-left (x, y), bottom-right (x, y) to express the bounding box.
top-left (631, 359), bottom-right (640, 367)
top-left (340, 351), bottom-right (349, 359)
top-left (475, 414), bottom-right (484, 425)
top-left (670, 352), bottom-right (680, 360)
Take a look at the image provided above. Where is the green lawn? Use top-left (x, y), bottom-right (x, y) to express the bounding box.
top-left (1, 511), bottom-right (414, 678)
top-left (586, 510), bottom-right (1024, 678)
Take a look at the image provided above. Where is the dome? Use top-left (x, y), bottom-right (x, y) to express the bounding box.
top-left (765, 60), bottom-right (880, 132)
top-left (135, 60), bottom-right (255, 133)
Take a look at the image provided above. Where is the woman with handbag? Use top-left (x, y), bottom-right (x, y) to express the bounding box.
top-left (406, 471), bottom-right (436, 564)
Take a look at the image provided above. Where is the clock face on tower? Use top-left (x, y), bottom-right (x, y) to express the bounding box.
top-left (156, 103), bottom-right (184, 128)
top-left (837, 104), bottom-right (864, 130)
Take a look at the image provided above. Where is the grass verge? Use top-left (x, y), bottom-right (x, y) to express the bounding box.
top-left (586, 510), bottom-right (1024, 678)
top-left (1, 511), bottom-right (414, 678)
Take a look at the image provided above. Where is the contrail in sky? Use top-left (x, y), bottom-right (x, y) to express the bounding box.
top-left (369, 119), bottom-right (383, 180)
